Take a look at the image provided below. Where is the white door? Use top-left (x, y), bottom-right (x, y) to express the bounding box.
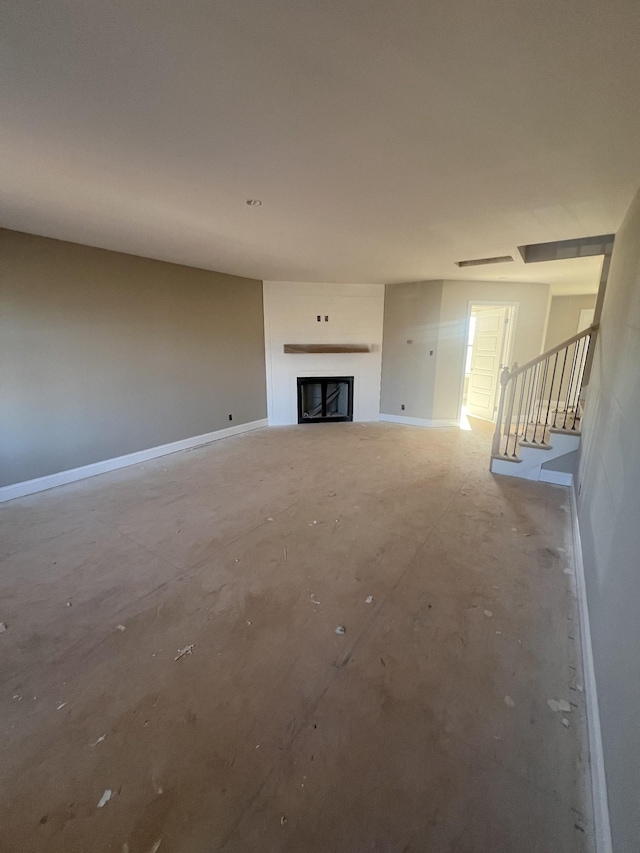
top-left (467, 307), bottom-right (508, 421)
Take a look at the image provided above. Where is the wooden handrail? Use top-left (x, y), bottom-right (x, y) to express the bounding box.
top-left (507, 323), bottom-right (599, 380)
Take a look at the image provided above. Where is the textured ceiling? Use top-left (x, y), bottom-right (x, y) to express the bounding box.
top-left (2, 0), bottom-right (640, 291)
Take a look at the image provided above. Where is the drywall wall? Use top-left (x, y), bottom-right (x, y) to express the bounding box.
top-left (0, 230), bottom-right (266, 487)
top-left (433, 281), bottom-right (550, 422)
top-left (263, 282), bottom-right (384, 425)
top-left (541, 448), bottom-right (578, 475)
top-left (380, 281), bottom-right (443, 420)
top-left (577, 187), bottom-right (640, 853)
top-left (379, 279), bottom-right (550, 425)
top-left (544, 294), bottom-right (596, 350)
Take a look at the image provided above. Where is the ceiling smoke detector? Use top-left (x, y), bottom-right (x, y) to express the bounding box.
top-left (455, 255), bottom-right (514, 268)
top-left (246, 199), bottom-right (262, 206)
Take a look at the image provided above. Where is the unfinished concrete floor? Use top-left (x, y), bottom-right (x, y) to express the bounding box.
top-left (0, 420), bottom-right (592, 852)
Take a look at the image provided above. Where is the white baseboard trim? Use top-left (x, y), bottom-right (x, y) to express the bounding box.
top-left (379, 413), bottom-right (459, 428)
top-left (0, 418), bottom-right (268, 504)
top-left (539, 468), bottom-right (574, 487)
top-left (570, 483), bottom-right (613, 853)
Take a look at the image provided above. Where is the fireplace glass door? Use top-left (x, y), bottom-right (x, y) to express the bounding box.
top-left (297, 376), bottom-right (354, 423)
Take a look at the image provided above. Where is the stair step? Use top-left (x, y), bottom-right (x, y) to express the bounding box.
top-left (491, 453), bottom-right (521, 463)
top-left (519, 440), bottom-right (552, 450)
top-left (549, 426), bottom-right (581, 437)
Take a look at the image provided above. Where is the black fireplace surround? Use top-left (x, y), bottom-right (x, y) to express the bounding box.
top-left (297, 376), bottom-right (354, 423)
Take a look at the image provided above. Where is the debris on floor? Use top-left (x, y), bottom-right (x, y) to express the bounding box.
top-left (175, 644), bottom-right (195, 661)
top-left (116, 624), bottom-right (126, 632)
top-left (547, 698), bottom-right (571, 713)
top-left (0, 422), bottom-right (590, 850)
top-left (0, 622), bottom-right (6, 633)
top-left (97, 789), bottom-right (113, 808)
top-left (56, 702), bottom-right (67, 710)
top-left (484, 610), bottom-right (493, 617)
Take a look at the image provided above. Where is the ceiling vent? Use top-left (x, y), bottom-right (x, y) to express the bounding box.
top-left (455, 255), bottom-right (514, 268)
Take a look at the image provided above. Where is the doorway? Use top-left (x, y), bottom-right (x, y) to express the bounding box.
top-left (462, 303), bottom-right (516, 422)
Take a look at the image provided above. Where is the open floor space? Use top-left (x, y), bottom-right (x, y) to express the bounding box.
top-left (0, 422), bottom-right (592, 852)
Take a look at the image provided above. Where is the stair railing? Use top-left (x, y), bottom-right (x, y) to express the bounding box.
top-left (491, 324), bottom-right (598, 461)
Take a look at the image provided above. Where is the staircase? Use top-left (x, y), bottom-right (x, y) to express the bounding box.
top-left (490, 324), bottom-right (597, 483)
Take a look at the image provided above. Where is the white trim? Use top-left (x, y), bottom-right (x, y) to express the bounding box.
top-left (0, 419), bottom-right (268, 503)
top-left (570, 484), bottom-right (613, 853)
top-left (262, 286), bottom-right (276, 427)
top-left (379, 413), bottom-right (458, 428)
top-left (539, 469), bottom-right (574, 487)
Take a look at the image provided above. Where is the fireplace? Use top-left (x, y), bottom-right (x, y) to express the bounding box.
top-left (297, 376), bottom-right (354, 423)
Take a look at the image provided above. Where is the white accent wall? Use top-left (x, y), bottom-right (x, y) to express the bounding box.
top-left (263, 282), bottom-right (385, 425)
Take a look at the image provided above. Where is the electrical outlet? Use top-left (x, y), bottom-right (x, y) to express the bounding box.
top-left (228, 414), bottom-right (233, 421)
top-left (324, 315), bottom-right (329, 322)
top-left (401, 404), bottom-right (405, 411)
top-left (317, 315), bottom-right (321, 322)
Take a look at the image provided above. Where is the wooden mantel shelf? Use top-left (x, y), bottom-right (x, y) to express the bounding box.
top-left (283, 343), bottom-right (371, 354)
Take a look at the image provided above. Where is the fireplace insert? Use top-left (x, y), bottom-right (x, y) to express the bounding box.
top-left (297, 376), bottom-right (354, 423)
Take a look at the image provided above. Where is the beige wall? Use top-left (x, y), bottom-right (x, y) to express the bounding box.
top-left (432, 280), bottom-right (550, 421)
top-left (544, 294), bottom-right (596, 350)
top-left (577, 187), bottom-right (640, 853)
top-left (0, 230), bottom-right (266, 487)
top-left (380, 281), bottom-right (443, 420)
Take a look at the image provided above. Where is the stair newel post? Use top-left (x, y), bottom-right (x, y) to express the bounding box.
top-left (492, 364), bottom-right (512, 457)
top-left (504, 363), bottom-right (519, 455)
